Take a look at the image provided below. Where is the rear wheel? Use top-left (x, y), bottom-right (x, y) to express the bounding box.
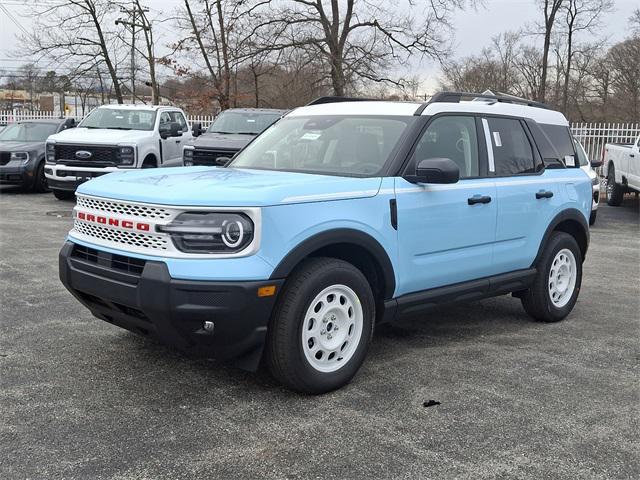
top-left (606, 166), bottom-right (624, 206)
top-left (32, 162), bottom-right (49, 193)
top-left (52, 189), bottom-right (75, 200)
top-left (521, 232), bottom-right (582, 322)
top-left (266, 257), bottom-right (374, 394)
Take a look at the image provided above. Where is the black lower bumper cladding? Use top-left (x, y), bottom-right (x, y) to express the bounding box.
top-left (59, 241), bottom-right (283, 370)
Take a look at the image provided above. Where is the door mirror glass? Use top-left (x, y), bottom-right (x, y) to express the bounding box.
top-left (192, 122), bottom-right (202, 137)
top-left (414, 157), bottom-right (460, 184)
top-left (590, 158), bottom-right (603, 169)
top-left (159, 122), bottom-right (181, 139)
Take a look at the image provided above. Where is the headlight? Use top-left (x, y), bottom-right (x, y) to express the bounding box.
top-left (158, 212), bottom-right (254, 253)
top-left (183, 146), bottom-right (194, 166)
top-left (46, 143), bottom-right (56, 164)
top-left (10, 152), bottom-right (30, 165)
top-left (117, 145), bottom-right (135, 165)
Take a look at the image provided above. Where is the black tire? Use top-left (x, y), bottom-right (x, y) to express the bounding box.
top-left (589, 210), bottom-right (597, 226)
top-left (52, 189), bottom-right (75, 201)
top-left (521, 232), bottom-right (582, 322)
top-left (606, 166), bottom-right (624, 206)
top-left (32, 162), bottom-right (49, 193)
top-left (266, 257), bottom-right (375, 394)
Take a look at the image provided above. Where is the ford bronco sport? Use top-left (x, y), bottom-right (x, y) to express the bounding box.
top-left (59, 92), bottom-right (592, 394)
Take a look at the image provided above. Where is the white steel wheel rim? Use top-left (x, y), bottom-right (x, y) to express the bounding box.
top-left (548, 248), bottom-right (577, 308)
top-left (301, 284), bottom-right (364, 373)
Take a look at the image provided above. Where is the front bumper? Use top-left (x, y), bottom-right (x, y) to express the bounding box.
top-left (45, 164), bottom-right (116, 191)
top-left (59, 241), bottom-right (283, 370)
top-left (0, 163), bottom-right (33, 185)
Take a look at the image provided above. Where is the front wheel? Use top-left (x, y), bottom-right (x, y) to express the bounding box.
top-left (589, 210), bottom-right (597, 226)
top-left (521, 232), bottom-right (582, 322)
top-left (606, 167), bottom-right (624, 206)
top-left (52, 189), bottom-right (75, 201)
top-left (266, 257), bottom-right (375, 394)
top-left (32, 162), bottom-right (49, 193)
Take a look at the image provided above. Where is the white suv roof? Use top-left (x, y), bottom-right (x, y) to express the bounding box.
top-left (291, 94), bottom-right (568, 127)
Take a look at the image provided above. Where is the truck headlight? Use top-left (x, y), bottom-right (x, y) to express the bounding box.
top-left (117, 146), bottom-right (135, 165)
top-left (46, 143), bottom-right (56, 164)
top-left (183, 146), bottom-right (194, 166)
top-left (11, 151), bottom-right (30, 165)
top-left (158, 212), bottom-right (254, 253)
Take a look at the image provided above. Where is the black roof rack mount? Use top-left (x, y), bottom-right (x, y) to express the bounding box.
top-left (306, 96), bottom-right (379, 106)
top-left (414, 91), bottom-right (549, 115)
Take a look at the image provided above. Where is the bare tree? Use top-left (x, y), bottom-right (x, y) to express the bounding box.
top-left (250, 0), bottom-right (474, 96)
top-left (536, 0), bottom-right (565, 102)
top-left (608, 37), bottom-right (640, 121)
top-left (23, 0), bottom-right (125, 103)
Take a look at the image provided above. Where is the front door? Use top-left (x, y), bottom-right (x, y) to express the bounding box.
top-left (394, 115), bottom-right (497, 296)
top-left (159, 111), bottom-right (186, 167)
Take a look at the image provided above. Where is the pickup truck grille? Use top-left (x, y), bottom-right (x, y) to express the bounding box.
top-left (0, 151), bottom-right (11, 165)
top-left (55, 144), bottom-right (118, 164)
top-left (192, 148), bottom-right (239, 166)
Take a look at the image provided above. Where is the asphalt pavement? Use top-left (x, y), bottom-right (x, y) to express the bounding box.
top-left (1, 185), bottom-right (638, 479)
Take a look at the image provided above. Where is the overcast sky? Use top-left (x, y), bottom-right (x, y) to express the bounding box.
top-left (0, 0), bottom-right (637, 94)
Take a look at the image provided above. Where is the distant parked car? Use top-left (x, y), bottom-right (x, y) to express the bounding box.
top-left (603, 135), bottom-right (640, 206)
top-left (573, 137), bottom-right (601, 225)
top-left (0, 118), bottom-right (75, 192)
top-left (183, 108), bottom-right (285, 166)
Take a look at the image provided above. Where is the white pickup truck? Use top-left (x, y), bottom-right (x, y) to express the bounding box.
top-left (603, 135), bottom-right (640, 206)
top-left (45, 104), bottom-right (193, 199)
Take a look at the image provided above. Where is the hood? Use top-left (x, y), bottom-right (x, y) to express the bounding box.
top-left (0, 140), bottom-right (43, 152)
top-left (77, 166), bottom-right (382, 207)
top-left (48, 127), bottom-right (153, 145)
top-left (189, 132), bottom-right (254, 150)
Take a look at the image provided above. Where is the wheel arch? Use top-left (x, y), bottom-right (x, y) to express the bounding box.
top-left (142, 153), bottom-right (158, 167)
top-left (270, 228), bottom-right (396, 301)
top-left (533, 209), bottom-right (589, 265)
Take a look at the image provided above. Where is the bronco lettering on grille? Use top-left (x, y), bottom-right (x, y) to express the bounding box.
top-left (76, 211), bottom-right (151, 232)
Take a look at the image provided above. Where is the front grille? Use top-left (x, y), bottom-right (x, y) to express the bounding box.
top-left (192, 148), bottom-right (239, 166)
top-left (55, 144), bottom-right (118, 164)
top-left (77, 195), bottom-right (172, 220)
top-left (0, 152), bottom-right (10, 165)
top-left (74, 220), bottom-right (170, 251)
top-left (72, 244), bottom-right (147, 275)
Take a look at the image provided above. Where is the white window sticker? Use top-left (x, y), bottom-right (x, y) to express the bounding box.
top-left (565, 155), bottom-right (575, 167)
top-left (493, 131), bottom-right (502, 147)
top-left (301, 132), bottom-right (321, 141)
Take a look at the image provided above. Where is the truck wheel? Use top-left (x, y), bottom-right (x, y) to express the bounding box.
top-left (52, 189), bottom-right (75, 201)
top-left (266, 257), bottom-right (375, 394)
top-left (589, 210), bottom-right (597, 226)
top-left (606, 167), bottom-right (624, 206)
top-left (521, 232), bottom-right (582, 322)
top-left (33, 162), bottom-right (49, 193)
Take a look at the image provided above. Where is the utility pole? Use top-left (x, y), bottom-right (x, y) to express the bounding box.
top-left (116, 1), bottom-right (149, 104)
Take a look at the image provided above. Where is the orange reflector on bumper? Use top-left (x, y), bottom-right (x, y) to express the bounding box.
top-left (257, 285), bottom-right (277, 297)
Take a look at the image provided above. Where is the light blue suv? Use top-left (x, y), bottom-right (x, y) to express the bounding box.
top-left (59, 92), bottom-right (592, 393)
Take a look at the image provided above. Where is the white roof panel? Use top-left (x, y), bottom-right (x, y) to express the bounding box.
top-left (288, 101), bottom-right (422, 117)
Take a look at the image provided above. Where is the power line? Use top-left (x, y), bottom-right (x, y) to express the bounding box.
top-left (0, 4), bottom-right (30, 37)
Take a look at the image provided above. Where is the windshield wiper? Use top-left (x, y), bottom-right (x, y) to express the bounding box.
top-left (208, 130), bottom-right (234, 134)
top-left (236, 132), bottom-right (257, 135)
top-left (106, 127), bottom-right (132, 130)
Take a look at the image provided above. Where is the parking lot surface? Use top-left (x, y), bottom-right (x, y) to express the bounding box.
top-left (1, 186), bottom-right (638, 479)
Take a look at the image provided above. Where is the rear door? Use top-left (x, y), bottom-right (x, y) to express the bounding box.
top-left (394, 114), bottom-right (497, 295)
top-left (488, 117), bottom-right (564, 274)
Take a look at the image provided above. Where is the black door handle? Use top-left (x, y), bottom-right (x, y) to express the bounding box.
top-left (630, 154), bottom-right (635, 158)
top-left (468, 195), bottom-right (492, 205)
top-left (536, 190), bottom-right (554, 199)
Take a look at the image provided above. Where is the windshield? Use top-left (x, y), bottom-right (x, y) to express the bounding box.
top-left (573, 138), bottom-right (589, 166)
top-left (0, 122), bottom-right (59, 142)
top-left (207, 111), bottom-right (282, 135)
top-left (79, 108), bottom-right (156, 131)
top-left (229, 115), bottom-right (414, 176)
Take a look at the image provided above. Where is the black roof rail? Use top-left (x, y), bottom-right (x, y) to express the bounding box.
top-left (306, 96), bottom-right (379, 106)
top-left (414, 91), bottom-right (550, 115)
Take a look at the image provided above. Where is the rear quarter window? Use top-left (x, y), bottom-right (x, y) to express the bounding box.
top-left (540, 124), bottom-right (577, 167)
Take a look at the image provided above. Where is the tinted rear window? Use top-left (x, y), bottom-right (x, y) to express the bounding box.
top-left (540, 124), bottom-right (576, 166)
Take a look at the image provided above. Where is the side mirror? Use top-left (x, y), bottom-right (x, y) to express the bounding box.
top-left (590, 158), bottom-right (603, 169)
top-left (413, 157), bottom-right (460, 184)
top-left (192, 122), bottom-right (202, 137)
top-left (160, 122), bottom-right (182, 139)
top-left (215, 156), bottom-right (232, 166)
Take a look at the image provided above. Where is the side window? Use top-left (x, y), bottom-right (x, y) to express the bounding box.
top-left (411, 116), bottom-right (480, 178)
top-left (539, 124), bottom-right (577, 167)
top-left (573, 138), bottom-right (589, 166)
top-left (171, 112), bottom-right (188, 132)
top-left (159, 112), bottom-right (171, 128)
top-left (484, 117), bottom-right (535, 176)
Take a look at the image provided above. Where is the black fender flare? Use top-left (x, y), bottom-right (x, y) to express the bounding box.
top-left (269, 228), bottom-right (396, 299)
top-left (532, 208), bottom-right (589, 266)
